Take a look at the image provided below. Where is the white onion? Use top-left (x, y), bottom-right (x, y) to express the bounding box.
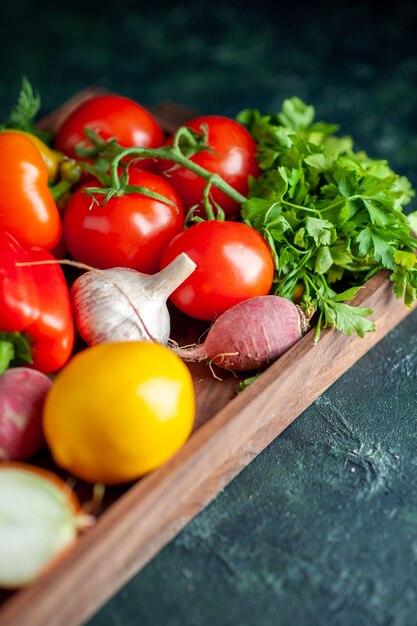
top-left (0, 465), bottom-right (92, 588)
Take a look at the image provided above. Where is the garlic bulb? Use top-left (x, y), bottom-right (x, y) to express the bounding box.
top-left (71, 253), bottom-right (196, 346)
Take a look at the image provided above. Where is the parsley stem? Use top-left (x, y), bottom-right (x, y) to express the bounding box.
top-left (304, 273), bottom-right (326, 301)
top-left (278, 248), bottom-right (313, 289)
top-left (282, 236), bottom-right (310, 254)
top-left (337, 264), bottom-right (373, 271)
top-left (319, 274), bottom-right (330, 298)
top-left (319, 198), bottom-right (346, 213)
top-left (281, 199), bottom-right (320, 215)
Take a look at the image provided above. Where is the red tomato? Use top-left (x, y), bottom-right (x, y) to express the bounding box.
top-left (63, 168), bottom-right (184, 273)
top-left (157, 115), bottom-right (260, 219)
top-left (54, 94), bottom-right (165, 168)
top-left (160, 221), bottom-right (274, 321)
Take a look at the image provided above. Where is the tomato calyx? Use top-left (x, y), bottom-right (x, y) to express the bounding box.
top-left (76, 126), bottom-right (247, 220)
top-left (83, 179), bottom-right (179, 209)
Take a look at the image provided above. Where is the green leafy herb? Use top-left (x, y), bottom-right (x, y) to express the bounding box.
top-left (237, 97), bottom-right (415, 339)
top-left (0, 77), bottom-right (51, 143)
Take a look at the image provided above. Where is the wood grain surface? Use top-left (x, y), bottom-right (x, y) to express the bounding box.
top-left (0, 90), bottom-right (414, 626)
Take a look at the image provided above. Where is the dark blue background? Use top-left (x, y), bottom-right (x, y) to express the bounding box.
top-left (1, 2), bottom-right (417, 624)
top-left (1, 0), bottom-right (416, 190)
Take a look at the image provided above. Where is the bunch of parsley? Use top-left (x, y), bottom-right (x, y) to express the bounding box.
top-left (237, 98), bottom-right (417, 340)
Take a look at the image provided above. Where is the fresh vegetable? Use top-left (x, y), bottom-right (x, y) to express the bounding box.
top-left (0, 231), bottom-right (74, 373)
top-left (175, 295), bottom-right (308, 371)
top-left (0, 132), bottom-right (62, 249)
top-left (54, 94), bottom-right (165, 166)
top-left (0, 463), bottom-right (93, 588)
top-left (43, 342), bottom-right (195, 485)
top-left (65, 98), bottom-right (415, 337)
top-left (160, 220), bottom-right (275, 321)
top-left (157, 115), bottom-right (259, 219)
top-left (237, 97), bottom-right (416, 339)
top-left (71, 253), bottom-right (196, 346)
top-left (0, 368), bottom-right (51, 461)
top-left (66, 122), bottom-right (250, 226)
top-left (63, 167), bottom-right (185, 273)
top-left (0, 129), bottom-right (61, 182)
top-left (0, 78), bottom-right (78, 193)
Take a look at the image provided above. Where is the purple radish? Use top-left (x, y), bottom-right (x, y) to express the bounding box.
top-left (0, 368), bottom-right (52, 461)
top-left (173, 295), bottom-right (309, 372)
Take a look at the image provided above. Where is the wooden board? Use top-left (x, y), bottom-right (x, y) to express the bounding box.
top-left (0, 90), bottom-right (415, 626)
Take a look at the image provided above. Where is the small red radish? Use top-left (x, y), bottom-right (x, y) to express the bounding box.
top-left (173, 295), bottom-right (310, 371)
top-left (0, 368), bottom-right (52, 462)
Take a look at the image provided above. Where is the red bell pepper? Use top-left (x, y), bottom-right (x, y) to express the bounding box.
top-left (0, 231), bottom-right (74, 373)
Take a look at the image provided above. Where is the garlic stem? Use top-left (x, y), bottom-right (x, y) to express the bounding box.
top-left (147, 253), bottom-right (196, 298)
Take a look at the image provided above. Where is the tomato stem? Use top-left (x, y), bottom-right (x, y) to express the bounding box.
top-left (114, 145), bottom-right (247, 203)
top-left (202, 176), bottom-right (225, 221)
top-left (81, 126), bottom-right (248, 213)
